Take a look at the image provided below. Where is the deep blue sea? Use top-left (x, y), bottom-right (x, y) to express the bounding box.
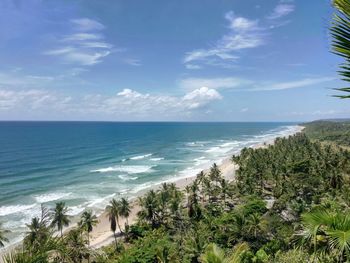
top-left (0, 122), bottom-right (299, 245)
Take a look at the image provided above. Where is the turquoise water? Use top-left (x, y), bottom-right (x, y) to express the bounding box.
top-left (0, 122), bottom-right (299, 245)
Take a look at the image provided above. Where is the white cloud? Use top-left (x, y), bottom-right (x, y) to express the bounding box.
top-left (0, 89), bottom-right (71, 111)
top-left (184, 11), bottom-right (264, 67)
top-left (124, 59), bottom-right (142, 66)
top-left (240, 108), bottom-right (249, 112)
top-left (81, 42), bottom-right (113, 49)
top-left (179, 77), bottom-right (250, 91)
top-left (180, 76), bottom-right (335, 93)
top-left (100, 87), bottom-right (222, 113)
top-left (225, 12), bottom-right (258, 31)
top-left (267, 4), bottom-right (295, 20)
top-left (63, 50), bottom-right (111, 66)
top-left (70, 18), bottom-right (105, 31)
top-left (62, 33), bottom-right (103, 42)
top-left (252, 77), bottom-right (335, 91)
top-left (0, 72), bottom-right (54, 88)
top-left (45, 18), bottom-right (113, 66)
top-left (0, 86), bottom-right (222, 119)
top-left (182, 87), bottom-right (222, 109)
top-left (185, 64), bottom-right (201, 70)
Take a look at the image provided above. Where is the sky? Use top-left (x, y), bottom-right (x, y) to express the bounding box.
top-left (0, 0), bottom-right (349, 122)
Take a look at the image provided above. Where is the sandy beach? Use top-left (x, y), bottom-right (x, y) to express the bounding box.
top-left (0, 125), bottom-right (304, 257)
top-left (89, 157), bottom-right (237, 248)
top-left (89, 125), bottom-right (304, 249)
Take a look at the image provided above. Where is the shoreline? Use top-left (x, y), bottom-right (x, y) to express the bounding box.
top-left (0, 125), bottom-right (304, 253)
top-left (89, 125), bottom-right (304, 248)
top-left (89, 156), bottom-right (238, 248)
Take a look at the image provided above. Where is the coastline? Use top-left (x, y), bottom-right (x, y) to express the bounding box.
top-left (0, 125), bottom-right (304, 255)
top-left (89, 125), bottom-right (304, 248)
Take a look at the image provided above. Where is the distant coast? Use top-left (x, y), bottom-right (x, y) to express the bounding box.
top-left (88, 125), bottom-right (304, 248)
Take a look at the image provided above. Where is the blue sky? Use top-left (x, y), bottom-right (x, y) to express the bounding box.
top-left (0, 0), bottom-right (348, 121)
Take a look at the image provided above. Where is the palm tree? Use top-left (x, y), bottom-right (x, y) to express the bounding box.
top-left (185, 229), bottom-right (207, 263)
top-left (107, 198), bottom-right (122, 234)
top-left (0, 223), bottom-right (9, 248)
top-left (200, 243), bottom-right (225, 263)
top-left (106, 203), bottom-right (118, 246)
top-left (245, 213), bottom-right (263, 239)
top-left (331, 0), bottom-right (350, 98)
top-left (209, 163), bottom-right (222, 186)
top-left (80, 210), bottom-right (98, 247)
top-left (119, 197), bottom-right (131, 226)
top-left (51, 201), bottom-right (70, 237)
top-left (24, 205), bottom-right (52, 251)
top-left (200, 243), bottom-right (249, 263)
top-left (138, 190), bottom-right (159, 228)
top-left (296, 209), bottom-right (350, 261)
top-left (226, 242), bottom-right (250, 263)
top-left (65, 228), bottom-right (89, 263)
top-left (220, 178), bottom-right (229, 207)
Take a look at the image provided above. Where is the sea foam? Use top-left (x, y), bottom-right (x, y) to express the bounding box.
top-left (130, 153), bottom-right (152, 160)
top-left (150, 157), bottom-right (164, 161)
top-left (90, 165), bottom-right (155, 174)
top-left (118, 174), bottom-right (138, 181)
top-left (0, 204), bottom-right (36, 216)
top-left (34, 192), bottom-right (72, 203)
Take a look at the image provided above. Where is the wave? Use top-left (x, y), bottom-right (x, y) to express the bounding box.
top-left (118, 174), bottom-right (138, 181)
top-left (130, 153), bottom-right (152, 160)
top-left (194, 156), bottom-right (210, 166)
top-left (33, 192), bottom-right (72, 203)
top-left (205, 146), bottom-right (232, 154)
top-left (150, 157), bottom-right (164, 161)
top-left (90, 165), bottom-right (155, 174)
top-left (0, 204), bottom-right (36, 216)
top-left (67, 205), bottom-right (85, 216)
top-left (87, 193), bottom-right (116, 208)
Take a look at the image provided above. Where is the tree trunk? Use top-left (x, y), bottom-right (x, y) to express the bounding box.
top-left (114, 231), bottom-right (117, 249)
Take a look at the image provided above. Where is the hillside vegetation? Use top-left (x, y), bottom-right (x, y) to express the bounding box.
top-left (302, 120), bottom-right (350, 147)
top-left (3, 132), bottom-right (350, 262)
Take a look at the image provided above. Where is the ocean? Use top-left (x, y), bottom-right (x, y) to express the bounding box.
top-left (0, 121), bottom-right (299, 245)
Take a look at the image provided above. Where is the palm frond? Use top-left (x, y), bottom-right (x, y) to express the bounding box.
top-left (331, 0), bottom-right (350, 98)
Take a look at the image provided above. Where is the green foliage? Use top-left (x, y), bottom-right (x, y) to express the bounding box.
top-left (51, 202), bottom-right (70, 237)
top-left (3, 129), bottom-right (350, 263)
top-left (273, 249), bottom-right (311, 263)
top-left (303, 120), bottom-right (350, 147)
top-left (116, 228), bottom-right (178, 263)
top-left (331, 0), bottom-right (350, 98)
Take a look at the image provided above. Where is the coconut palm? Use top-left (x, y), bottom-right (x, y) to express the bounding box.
top-left (119, 197), bottom-right (131, 226)
top-left (106, 203), bottom-right (118, 246)
top-left (200, 243), bottom-right (225, 263)
top-left (200, 243), bottom-right (249, 263)
top-left (209, 163), bottom-right (222, 185)
top-left (138, 190), bottom-right (159, 228)
top-left (296, 209), bottom-right (350, 261)
top-left (51, 201), bottom-right (70, 237)
top-left (331, 0), bottom-right (350, 98)
top-left (0, 223), bottom-right (9, 248)
top-left (65, 228), bottom-right (89, 263)
top-left (226, 242), bottom-right (250, 263)
top-left (80, 210), bottom-right (98, 246)
top-left (107, 198), bottom-right (122, 234)
top-left (24, 205), bottom-right (52, 251)
top-left (245, 213), bottom-right (264, 239)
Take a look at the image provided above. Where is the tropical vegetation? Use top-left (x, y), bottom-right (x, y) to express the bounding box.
top-left (1, 0), bottom-right (350, 261)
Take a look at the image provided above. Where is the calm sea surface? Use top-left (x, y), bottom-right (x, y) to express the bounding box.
top-left (0, 121), bottom-right (299, 244)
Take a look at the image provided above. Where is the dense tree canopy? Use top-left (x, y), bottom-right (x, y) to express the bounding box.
top-left (2, 123), bottom-right (350, 262)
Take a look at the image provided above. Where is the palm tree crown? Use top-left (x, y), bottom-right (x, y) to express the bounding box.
top-left (51, 201), bottom-right (70, 237)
